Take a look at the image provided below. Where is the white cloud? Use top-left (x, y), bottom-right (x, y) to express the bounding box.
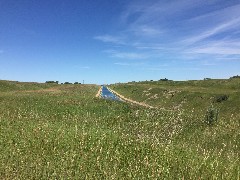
top-left (111, 52), bottom-right (148, 59)
top-left (187, 3), bottom-right (240, 23)
top-left (122, 0), bottom-right (203, 25)
top-left (94, 35), bottom-right (125, 45)
top-left (74, 65), bottom-right (90, 69)
top-left (129, 25), bottom-right (163, 37)
top-left (187, 40), bottom-right (240, 55)
top-left (114, 62), bottom-right (131, 66)
top-left (103, 49), bottom-right (149, 59)
top-left (184, 17), bottom-right (240, 44)
top-left (80, 66), bottom-right (90, 69)
top-left (201, 60), bottom-right (216, 66)
top-left (114, 62), bottom-right (145, 66)
top-left (95, 1), bottom-right (240, 62)
top-left (146, 67), bottom-right (168, 71)
top-left (191, 47), bottom-right (240, 55)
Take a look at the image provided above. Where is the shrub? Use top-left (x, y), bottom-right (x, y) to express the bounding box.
top-left (214, 95), bottom-right (229, 103)
top-left (205, 106), bottom-right (219, 125)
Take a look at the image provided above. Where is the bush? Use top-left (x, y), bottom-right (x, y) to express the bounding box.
top-left (205, 106), bottom-right (219, 125)
top-left (214, 95), bottom-right (229, 103)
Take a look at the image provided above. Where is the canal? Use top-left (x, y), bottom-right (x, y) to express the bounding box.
top-left (101, 86), bottom-right (121, 101)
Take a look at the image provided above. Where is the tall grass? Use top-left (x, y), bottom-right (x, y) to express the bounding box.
top-left (0, 81), bottom-right (239, 179)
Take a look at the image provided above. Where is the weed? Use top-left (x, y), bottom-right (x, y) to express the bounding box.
top-left (205, 106), bottom-right (219, 125)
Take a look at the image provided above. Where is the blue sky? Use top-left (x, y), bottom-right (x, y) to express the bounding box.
top-left (0, 0), bottom-right (240, 84)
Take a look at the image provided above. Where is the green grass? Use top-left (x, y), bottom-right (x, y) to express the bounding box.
top-left (110, 79), bottom-right (240, 119)
top-left (0, 80), bottom-right (60, 92)
top-left (0, 80), bottom-right (239, 179)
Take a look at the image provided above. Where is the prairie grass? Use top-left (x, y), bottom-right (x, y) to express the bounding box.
top-left (0, 80), bottom-right (239, 179)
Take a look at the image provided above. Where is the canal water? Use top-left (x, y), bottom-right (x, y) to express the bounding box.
top-left (101, 86), bottom-right (121, 101)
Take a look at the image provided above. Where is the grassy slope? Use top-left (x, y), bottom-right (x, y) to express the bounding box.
top-left (110, 79), bottom-right (240, 119)
top-left (0, 80), bottom-right (239, 179)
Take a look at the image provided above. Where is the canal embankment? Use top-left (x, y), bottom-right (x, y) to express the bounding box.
top-left (106, 87), bottom-right (156, 109)
top-left (95, 86), bottom-right (102, 98)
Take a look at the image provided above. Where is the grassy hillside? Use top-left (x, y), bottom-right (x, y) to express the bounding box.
top-left (0, 80), bottom-right (239, 179)
top-left (110, 78), bottom-right (240, 120)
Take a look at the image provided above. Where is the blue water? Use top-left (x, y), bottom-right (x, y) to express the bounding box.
top-left (101, 86), bottom-right (121, 101)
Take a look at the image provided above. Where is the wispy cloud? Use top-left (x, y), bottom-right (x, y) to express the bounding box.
top-left (95, 1), bottom-right (240, 63)
top-left (104, 50), bottom-right (149, 59)
top-left (114, 62), bottom-right (130, 66)
top-left (145, 67), bottom-right (168, 71)
top-left (94, 35), bottom-right (125, 45)
top-left (74, 65), bottom-right (90, 69)
top-left (187, 40), bottom-right (240, 55)
top-left (134, 44), bottom-right (164, 50)
top-left (190, 46), bottom-right (240, 55)
top-left (129, 25), bottom-right (163, 37)
top-left (0, 50), bottom-right (3, 54)
top-left (201, 60), bottom-right (217, 66)
top-left (122, 0), bottom-right (203, 25)
top-left (80, 66), bottom-right (90, 69)
top-left (111, 52), bottom-right (148, 59)
top-left (114, 62), bottom-right (145, 66)
top-left (184, 18), bottom-right (240, 44)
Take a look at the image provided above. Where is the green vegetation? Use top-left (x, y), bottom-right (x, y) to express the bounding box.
top-left (230, 75), bottom-right (240, 79)
top-left (45, 81), bottom-right (59, 84)
top-left (74, 82), bottom-right (81, 84)
top-left (205, 105), bottom-right (219, 125)
top-left (110, 79), bottom-right (240, 119)
top-left (0, 79), bottom-right (239, 179)
top-left (0, 80), bottom-right (59, 92)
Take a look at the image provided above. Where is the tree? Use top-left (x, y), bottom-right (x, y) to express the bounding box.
top-left (64, 82), bottom-right (71, 84)
top-left (45, 81), bottom-right (58, 84)
top-left (159, 78), bottom-right (168, 81)
top-left (230, 75), bottom-right (240, 79)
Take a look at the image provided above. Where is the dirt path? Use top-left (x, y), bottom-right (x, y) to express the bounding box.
top-left (107, 87), bottom-right (157, 109)
top-left (95, 86), bottom-right (102, 98)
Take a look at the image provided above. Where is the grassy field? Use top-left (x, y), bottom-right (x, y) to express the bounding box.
top-left (0, 80), bottom-right (239, 179)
